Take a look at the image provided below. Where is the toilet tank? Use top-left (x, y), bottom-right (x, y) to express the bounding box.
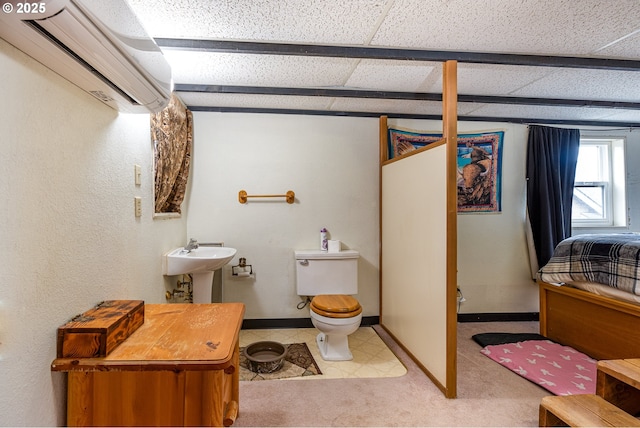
top-left (295, 250), bottom-right (359, 296)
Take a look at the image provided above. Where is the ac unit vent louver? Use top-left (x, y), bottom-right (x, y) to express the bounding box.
top-left (89, 91), bottom-right (115, 103)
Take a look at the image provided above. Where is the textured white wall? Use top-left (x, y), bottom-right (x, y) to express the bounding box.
top-left (454, 121), bottom-right (537, 313)
top-left (187, 113), bottom-right (380, 320)
top-left (391, 119), bottom-right (538, 313)
top-left (391, 120), bottom-right (640, 314)
top-left (185, 114), bottom-right (543, 319)
top-left (0, 40), bottom-right (186, 426)
top-left (188, 113), bottom-right (560, 319)
top-left (186, 113), bottom-right (543, 320)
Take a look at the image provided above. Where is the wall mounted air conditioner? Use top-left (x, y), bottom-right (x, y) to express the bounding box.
top-left (0, 0), bottom-right (172, 113)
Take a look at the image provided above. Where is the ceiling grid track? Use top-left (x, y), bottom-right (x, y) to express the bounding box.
top-left (156, 39), bottom-right (640, 71)
top-left (158, 39), bottom-right (640, 127)
top-left (185, 105), bottom-right (640, 128)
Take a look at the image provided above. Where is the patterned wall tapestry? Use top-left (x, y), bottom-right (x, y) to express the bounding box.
top-left (152, 94), bottom-right (193, 214)
top-left (388, 128), bottom-right (504, 213)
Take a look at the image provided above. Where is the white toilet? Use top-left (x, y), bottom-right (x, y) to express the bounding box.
top-left (294, 249), bottom-right (362, 361)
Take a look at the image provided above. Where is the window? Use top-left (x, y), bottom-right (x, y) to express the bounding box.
top-left (572, 138), bottom-right (626, 228)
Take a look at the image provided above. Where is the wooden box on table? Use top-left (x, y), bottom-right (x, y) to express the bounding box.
top-left (56, 300), bottom-right (144, 358)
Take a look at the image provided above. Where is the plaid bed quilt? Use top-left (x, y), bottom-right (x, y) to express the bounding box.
top-left (537, 233), bottom-right (640, 295)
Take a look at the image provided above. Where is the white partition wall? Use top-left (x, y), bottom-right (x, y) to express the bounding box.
top-left (380, 61), bottom-right (457, 398)
top-left (381, 143), bottom-right (448, 384)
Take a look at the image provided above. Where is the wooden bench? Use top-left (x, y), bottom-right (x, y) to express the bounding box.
top-left (539, 394), bottom-right (640, 427)
top-left (597, 359), bottom-right (640, 416)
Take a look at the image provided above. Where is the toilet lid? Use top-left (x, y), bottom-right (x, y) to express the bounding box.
top-left (311, 295), bottom-right (362, 318)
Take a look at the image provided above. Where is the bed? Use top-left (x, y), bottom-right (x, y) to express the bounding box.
top-left (537, 233), bottom-right (640, 360)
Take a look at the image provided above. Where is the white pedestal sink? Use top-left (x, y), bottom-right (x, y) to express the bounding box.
top-left (163, 246), bottom-right (237, 303)
top-left (190, 272), bottom-right (216, 304)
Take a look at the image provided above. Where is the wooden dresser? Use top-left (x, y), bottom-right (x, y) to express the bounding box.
top-left (52, 303), bottom-right (245, 427)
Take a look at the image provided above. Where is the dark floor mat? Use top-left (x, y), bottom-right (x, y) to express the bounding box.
top-left (472, 332), bottom-right (549, 347)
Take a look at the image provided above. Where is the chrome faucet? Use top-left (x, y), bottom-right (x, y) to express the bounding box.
top-left (184, 238), bottom-right (199, 252)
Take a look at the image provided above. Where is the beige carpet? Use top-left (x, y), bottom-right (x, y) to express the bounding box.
top-left (239, 327), bottom-right (407, 380)
top-left (235, 322), bottom-right (550, 427)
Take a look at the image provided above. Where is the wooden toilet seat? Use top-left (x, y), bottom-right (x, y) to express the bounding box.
top-left (310, 295), bottom-right (362, 318)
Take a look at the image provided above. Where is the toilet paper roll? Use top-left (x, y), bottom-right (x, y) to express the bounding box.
top-left (237, 271), bottom-right (251, 277)
top-left (328, 240), bottom-right (341, 253)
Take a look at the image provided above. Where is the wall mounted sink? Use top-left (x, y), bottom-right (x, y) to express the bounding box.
top-left (163, 246), bottom-right (237, 276)
top-left (163, 246), bottom-right (237, 304)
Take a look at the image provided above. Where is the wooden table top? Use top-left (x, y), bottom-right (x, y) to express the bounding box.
top-left (51, 303), bottom-right (245, 372)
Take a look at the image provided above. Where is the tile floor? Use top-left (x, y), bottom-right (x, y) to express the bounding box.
top-left (239, 327), bottom-right (407, 379)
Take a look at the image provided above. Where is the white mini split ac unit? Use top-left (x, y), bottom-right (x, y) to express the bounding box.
top-left (0, 0), bottom-right (172, 113)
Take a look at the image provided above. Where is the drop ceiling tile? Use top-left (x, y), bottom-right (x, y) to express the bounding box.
top-left (457, 102), bottom-right (493, 116)
top-left (330, 98), bottom-right (479, 116)
top-left (128, 0), bottom-right (391, 44)
top-left (344, 59), bottom-right (439, 92)
top-left (468, 103), bottom-right (628, 122)
top-left (447, 102), bottom-right (482, 116)
top-left (330, 98), bottom-right (443, 115)
top-left (179, 93), bottom-right (334, 110)
top-left (425, 63), bottom-right (552, 95)
top-left (595, 31), bottom-right (640, 59)
top-left (511, 68), bottom-right (640, 102)
top-left (371, 0), bottom-right (640, 56)
top-left (162, 50), bottom-right (358, 86)
top-left (596, 109), bottom-right (640, 123)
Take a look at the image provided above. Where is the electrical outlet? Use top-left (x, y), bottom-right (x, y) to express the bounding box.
top-left (134, 197), bottom-right (142, 217)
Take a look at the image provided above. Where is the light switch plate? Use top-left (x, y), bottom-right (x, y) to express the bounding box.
top-left (134, 164), bottom-right (142, 186)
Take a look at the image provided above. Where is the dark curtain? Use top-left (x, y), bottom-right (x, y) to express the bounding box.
top-left (526, 125), bottom-right (580, 268)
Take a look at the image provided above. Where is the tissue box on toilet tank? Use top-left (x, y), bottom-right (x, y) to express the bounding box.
top-left (328, 240), bottom-right (341, 253)
top-left (56, 300), bottom-right (144, 358)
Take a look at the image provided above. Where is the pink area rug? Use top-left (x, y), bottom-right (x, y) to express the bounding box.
top-left (480, 340), bottom-right (597, 396)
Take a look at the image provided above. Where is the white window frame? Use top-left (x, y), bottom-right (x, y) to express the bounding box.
top-left (572, 137), bottom-right (627, 229)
